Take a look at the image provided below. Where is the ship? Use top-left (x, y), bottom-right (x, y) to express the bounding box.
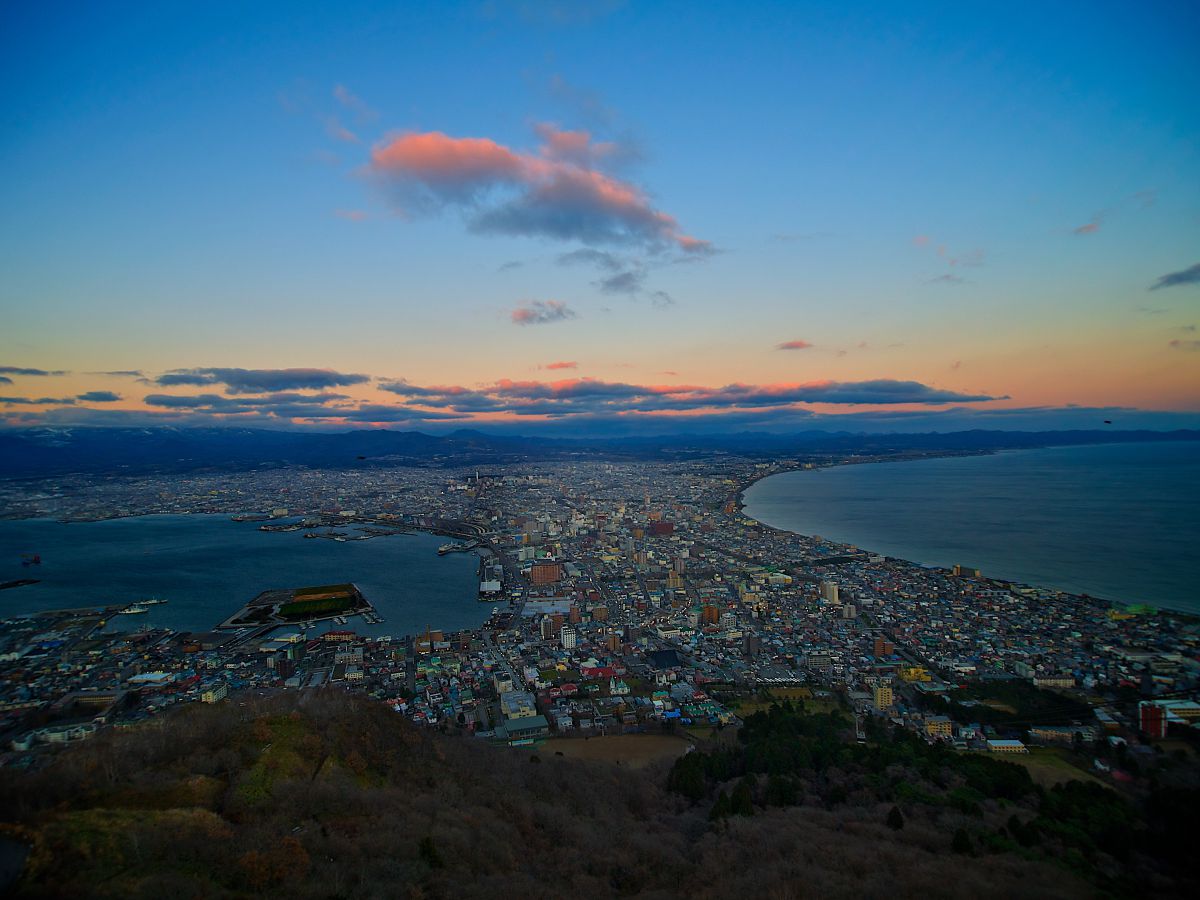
top-left (120, 604), bottom-right (150, 615)
top-left (20, 553), bottom-right (41, 567)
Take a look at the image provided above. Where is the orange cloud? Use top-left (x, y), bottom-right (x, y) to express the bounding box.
top-left (544, 360), bottom-right (578, 369)
top-left (776, 340), bottom-right (813, 350)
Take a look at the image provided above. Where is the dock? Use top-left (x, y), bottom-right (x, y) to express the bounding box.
top-left (216, 582), bottom-right (375, 631)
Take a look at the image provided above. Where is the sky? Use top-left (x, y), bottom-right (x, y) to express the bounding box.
top-left (1, 0), bottom-right (1198, 436)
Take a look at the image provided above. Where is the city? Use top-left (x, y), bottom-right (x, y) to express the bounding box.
top-left (3, 454), bottom-right (1195, 769)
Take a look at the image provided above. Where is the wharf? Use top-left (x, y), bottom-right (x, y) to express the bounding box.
top-left (216, 582), bottom-right (375, 631)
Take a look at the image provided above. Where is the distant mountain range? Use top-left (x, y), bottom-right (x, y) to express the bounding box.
top-left (0, 425), bottom-right (1196, 479)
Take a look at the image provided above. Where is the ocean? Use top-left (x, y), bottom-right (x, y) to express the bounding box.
top-left (0, 516), bottom-right (486, 637)
top-left (742, 441), bottom-right (1200, 613)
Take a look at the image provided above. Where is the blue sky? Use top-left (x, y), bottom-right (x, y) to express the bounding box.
top-left (1, 1), bottom-right (1197, 433)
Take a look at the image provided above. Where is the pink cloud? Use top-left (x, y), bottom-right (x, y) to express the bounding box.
top-left (912, 235), bottom-right (930, 247)
top-left (533, 122), bottom-right (622, 167)
top-left (367, 126), bottom-right (708, 253)
top-left (776, 340), bottom-right (813, 350)
top-left (334, 209), bottom-right (369, 221)
top-left (544, 360), bottom-right (578, 369)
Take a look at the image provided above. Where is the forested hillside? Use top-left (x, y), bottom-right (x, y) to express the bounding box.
top-left (0, 694), bottom-right (1189, 898)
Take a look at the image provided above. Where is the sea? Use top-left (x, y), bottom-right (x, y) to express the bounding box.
top-left (0, 516), bottom-right (487, 638)
top-left (742, 441), bottom-right (1200, 614)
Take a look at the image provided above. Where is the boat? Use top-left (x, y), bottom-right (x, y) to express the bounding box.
top-left (120, 605), bottom-right (150, 615)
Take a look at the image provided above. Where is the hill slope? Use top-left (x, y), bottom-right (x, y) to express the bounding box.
top-left (0, 694), bottom-right (1110, 899)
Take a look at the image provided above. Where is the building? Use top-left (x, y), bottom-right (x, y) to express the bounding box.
top-left (1029, 725), bottom-right (1096, 745)
top-left (986, 739), bottom-right (1028, 753)
top-left (872, 684), bottom-right (893, 711)
top-left (560, 626), bottom-right (577, 650)
top-left (925, 715), bottom-right (953, 739)
top-left (530, 562), bottom-right (563, 585)
top-left (200, 682), bottom-right (228, 704)
top-left (1139, 701), bottom-right (1169, 738)
top-left (1034, 675), bottom-right (1077, 690)
top-left (496, 714), bottom-right (550, 746)
top-left (874, 638), bottom-right (895, 658)
top-left (820, 581), bottom-right (840, 604)
top-left (500, 691), bottom-right (538, 719)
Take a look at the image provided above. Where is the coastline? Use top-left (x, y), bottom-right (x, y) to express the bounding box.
top-left (734, 445), bottom-right (1197, 618)
top-left (732, 448), bottom-right (998, 515)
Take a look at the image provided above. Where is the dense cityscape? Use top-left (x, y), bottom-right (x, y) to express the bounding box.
top-left (3, 454), bottom-right (1195, 767)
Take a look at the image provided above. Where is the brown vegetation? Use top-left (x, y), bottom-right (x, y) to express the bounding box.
top-left (0, 694), bottom-right (1112, 899)
top-left (544, 734), bottom-right (690, 769)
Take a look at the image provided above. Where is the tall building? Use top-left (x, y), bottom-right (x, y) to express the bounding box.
top-left (820, 581), bottom-right (840, 604)
top-left (560, 626), bottom-right (577, 650)
top-left (873, 684), bottom-right (893, 711)
top-left (1139, 701), bottom-right (1168, 739)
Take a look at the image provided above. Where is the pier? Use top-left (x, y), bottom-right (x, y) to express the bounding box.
top-left (216, 582), bottom-right (376, 631)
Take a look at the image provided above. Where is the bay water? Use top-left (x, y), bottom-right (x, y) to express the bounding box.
top-left (743, 442), bottom-right (1199, 613)
top-left (0, 515), bottom-right (486, 637)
